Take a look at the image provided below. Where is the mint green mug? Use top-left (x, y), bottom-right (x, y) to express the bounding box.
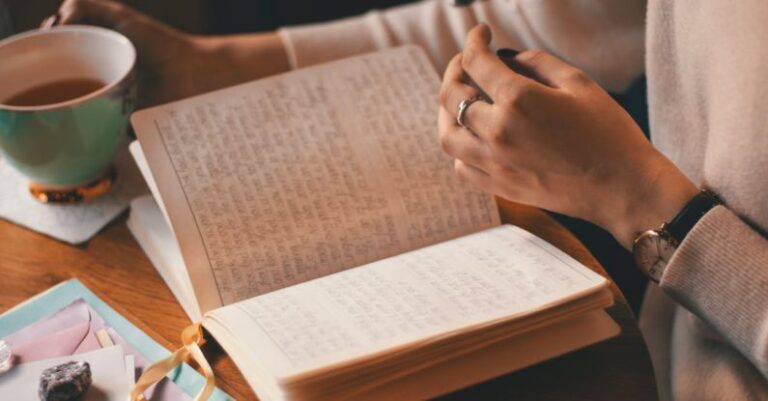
top-left (0, 25), bottom-right (136, 189)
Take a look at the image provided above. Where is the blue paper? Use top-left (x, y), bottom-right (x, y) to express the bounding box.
top-left (0, 279), bottom-right (233, 400)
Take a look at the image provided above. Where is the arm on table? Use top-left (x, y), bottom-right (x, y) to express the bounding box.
top-left (56, 0), bottom-right (645, 104)
top-left (278, 0), bottom-right (646, 91)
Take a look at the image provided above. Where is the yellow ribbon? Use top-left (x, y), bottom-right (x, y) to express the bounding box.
top-left (130, 323), bottom-right (216, 401)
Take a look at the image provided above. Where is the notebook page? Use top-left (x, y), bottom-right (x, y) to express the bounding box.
top-left (205, 225), bottom-right (608, 379)
top-left (131, 46), bottom-right (499, 311)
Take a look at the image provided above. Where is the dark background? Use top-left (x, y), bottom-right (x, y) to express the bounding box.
top-left (5, 0), bottom-right (414, 34)
top-left (5, 0), bottom-right (649, 314)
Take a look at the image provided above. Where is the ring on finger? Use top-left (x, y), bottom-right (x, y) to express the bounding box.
top-left (456, 95), bottom-right (484, 128)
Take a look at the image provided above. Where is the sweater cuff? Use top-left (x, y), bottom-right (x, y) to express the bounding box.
top-left (279, 12), bottom-right (393, 69)
top-left (661, 205), bottom-right (768, 369)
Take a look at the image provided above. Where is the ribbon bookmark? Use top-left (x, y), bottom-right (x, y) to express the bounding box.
top-left (130, 323), bottom-right (216, 401)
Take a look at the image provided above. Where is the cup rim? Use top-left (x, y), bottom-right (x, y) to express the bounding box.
top-left (0, 25), bottom-right (136, 112)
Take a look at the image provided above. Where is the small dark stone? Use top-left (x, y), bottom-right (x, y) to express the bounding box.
top-left (38, 361), bottom-right (92, 401)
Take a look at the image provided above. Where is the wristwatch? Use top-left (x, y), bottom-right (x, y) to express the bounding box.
top-left (632, 190), bottom-right (721, 283)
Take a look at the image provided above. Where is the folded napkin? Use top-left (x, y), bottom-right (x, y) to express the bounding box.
top-left (0, 146), bottom-right (148, 244)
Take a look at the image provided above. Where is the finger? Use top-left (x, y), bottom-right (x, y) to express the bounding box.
top-left (439, 83), bottom-right (494, 131)
top-left (443, 53), bottom-right (485, 94)
top-left (440, 54), bottom-right (480, 116)
top-left (59, 0), bottom-right (89, 25)
top-left (513, 50), bottom-right (592, 90)
top-left (58, 0), bottom-right (175, 48)
top-left (442, 53), bottom-right (468, 86)
top-left (59, 0), bottom-right (146, 32)
top-left (440, 55), bottom-right (494, 130)
top-left (438, 107), bottom-right (490, 168)
top-left (40, 13), bottom-right (60, 29)
top-left (461, 24), bottom-right (534, 101)
top-left (454, 159), bottom-right (492, 192)
top-left (59, 0), bottom-right (118, 25)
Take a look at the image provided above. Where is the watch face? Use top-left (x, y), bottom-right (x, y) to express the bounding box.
top-left (633, 230), bottom-right (677, 282)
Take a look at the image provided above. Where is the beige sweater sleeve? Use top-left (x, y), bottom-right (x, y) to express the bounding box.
top-left (662, 206), bottom-right (768, 378)
top-left (278, 0), bottom-right (646, 92)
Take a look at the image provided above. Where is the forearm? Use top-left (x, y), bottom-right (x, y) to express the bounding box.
top-left (601, 151), bottom-right (700, 249)
top-left (660, 206), bottom-right (768, 377)
top-left (593, 149), bottom-right (768, 375)
top-left (279, 0), bottom-right (644, 89)
top-left (196, 32), bottom-right (291, 83)
top-left (592, 152), bottom-right (768, 377)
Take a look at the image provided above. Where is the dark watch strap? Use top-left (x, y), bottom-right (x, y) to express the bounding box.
top-left (665, 190), bottom-right (721, 242)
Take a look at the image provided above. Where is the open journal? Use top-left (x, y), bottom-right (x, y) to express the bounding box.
top-left (127, 45), bottom-right (619, 401)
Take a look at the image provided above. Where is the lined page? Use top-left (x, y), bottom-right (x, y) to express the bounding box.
top-left (206, 225), bottom-right (608, 378)
top-left (132, 46), bottom-right (499, 309)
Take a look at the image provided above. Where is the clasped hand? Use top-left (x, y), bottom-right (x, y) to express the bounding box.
top-left (47, 0), bottom-right (288, 108)
top-left (438, 25), bottom-right (698, 248)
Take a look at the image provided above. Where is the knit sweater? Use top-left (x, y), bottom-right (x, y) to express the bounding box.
top-left (279, 1), bottom-right (768, 400)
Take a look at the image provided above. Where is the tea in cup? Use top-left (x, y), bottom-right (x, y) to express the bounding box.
top-left (0, 25), bottom-right (136, 202)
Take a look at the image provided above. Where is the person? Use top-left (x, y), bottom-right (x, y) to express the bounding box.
top-left (46, 0), bottom-right (768, 399)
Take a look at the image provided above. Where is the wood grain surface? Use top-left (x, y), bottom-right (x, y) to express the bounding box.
top-left (0, 197), bottom-right (658, 400)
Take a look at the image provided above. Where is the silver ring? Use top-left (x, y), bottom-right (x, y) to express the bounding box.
top-left (456, 95), bottom-right (483, 128)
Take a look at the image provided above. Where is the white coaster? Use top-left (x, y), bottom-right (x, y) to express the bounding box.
top-left (0, 146), bottom-right (148, 244)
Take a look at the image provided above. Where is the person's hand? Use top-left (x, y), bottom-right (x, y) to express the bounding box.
top-left (438, 24), bottom-right (698, 248)
top-left (44, 0), bottom-right (289, 107)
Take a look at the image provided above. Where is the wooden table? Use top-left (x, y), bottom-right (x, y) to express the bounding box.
top-left (0, 198), bottom-right (658, 400)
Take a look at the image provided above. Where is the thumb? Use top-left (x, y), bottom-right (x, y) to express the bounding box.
top-left (512, 50), bottom-right (591, 91)
top-left (57, 0), bottom-right (130, 27)
top-left (54, 0), bottom-right (183, 51)
top-left (466, 23), bottom-right (492, 48)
